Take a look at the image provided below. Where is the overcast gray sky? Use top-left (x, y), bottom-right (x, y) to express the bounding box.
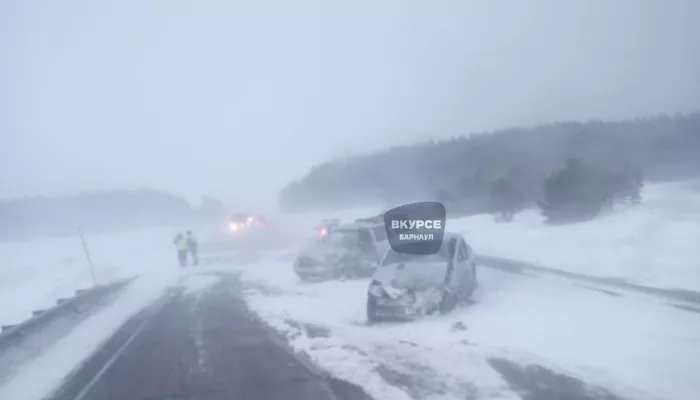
top-left (2, 0), bottom-right (699, 209)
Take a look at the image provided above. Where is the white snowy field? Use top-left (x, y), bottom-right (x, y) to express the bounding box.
top-left (448, 180), bottom-right (700, 292)
top-left (240, 254), bottom-right (700, 400)
top-left (0, 226), bottom-right (187, 326)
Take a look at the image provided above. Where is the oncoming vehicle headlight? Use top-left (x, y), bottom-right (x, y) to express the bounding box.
top-left (229, 222), bottom-right (240, 232)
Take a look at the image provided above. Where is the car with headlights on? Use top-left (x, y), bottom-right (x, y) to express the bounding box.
top-left (316, 218), bottom-right (341, 238)
top-left (366, 232), bottom-right (477, 322)
top-left (228, 213), bottom-right (268, 233)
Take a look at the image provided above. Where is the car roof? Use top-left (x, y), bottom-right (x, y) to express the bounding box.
top-left (355, 215), bottom-right (383, 224)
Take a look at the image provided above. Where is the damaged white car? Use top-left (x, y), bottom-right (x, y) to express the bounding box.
top-left (366, 232), bottom-right (477, 321)
top-left (293, 220), bottom-right (391, 282)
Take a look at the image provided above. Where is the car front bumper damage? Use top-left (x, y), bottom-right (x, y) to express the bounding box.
top-left (370, 285), bottom-right (443, 318)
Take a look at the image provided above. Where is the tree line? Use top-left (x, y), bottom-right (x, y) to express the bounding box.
top-left (484, 158), bottom-right (643, 223)
top-left (279, 112), bottom-right (700, 222)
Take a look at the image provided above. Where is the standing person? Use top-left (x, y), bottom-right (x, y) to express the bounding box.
top-left (173, 233), bottom-right (189, 267)
top-left (186, 230), bottom-right (199, 265)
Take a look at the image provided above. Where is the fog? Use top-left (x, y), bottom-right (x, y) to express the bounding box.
top-left (2, 0), bottom-right (699, 210)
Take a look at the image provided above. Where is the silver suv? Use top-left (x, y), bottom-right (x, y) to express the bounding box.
top-left (294, 220), bottom-right (391, 281)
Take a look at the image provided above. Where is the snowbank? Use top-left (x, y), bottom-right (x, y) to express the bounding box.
top-left (449, 181), bottom-right (700, 292)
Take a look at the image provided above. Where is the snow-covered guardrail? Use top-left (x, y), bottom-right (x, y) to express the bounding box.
top-left (0, 279), bottom-right (133, 351)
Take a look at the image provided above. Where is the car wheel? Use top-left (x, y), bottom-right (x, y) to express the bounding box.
top-left (337, 256), bottom-right (356, 280)
top-left (439, 289), bottom-right (457, 314)
top-left (461, 266), bottom-right (477, 301)
top-left (338, 267), bottom-right (354, 281)
top-left (470, 264), bottom-right (478, 291)
top-left (367, 295), bottom-right (382, 322)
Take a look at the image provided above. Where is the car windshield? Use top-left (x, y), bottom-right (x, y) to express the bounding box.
top-left (381, 240), bottom-right (453, 266)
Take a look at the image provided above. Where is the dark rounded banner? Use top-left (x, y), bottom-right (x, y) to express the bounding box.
top-left (383, 201), bottom-right (447, 255)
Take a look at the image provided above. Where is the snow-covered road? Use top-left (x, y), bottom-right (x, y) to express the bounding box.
top-left (1, 246), bottom-right (698, 400)
top-left (2, 181), bottom-right (700, 399)
top-left (240, 251), bottom-right (700, 400)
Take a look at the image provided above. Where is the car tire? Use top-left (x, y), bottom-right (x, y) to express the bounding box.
top-left (460, 266), bottom-right (477, 301)
top-left (367, 295), bottom-right (382, 322)
top-left (337, 255), bottom-right (356, 280)
top-left (295, 272), bottom-right (310, 282)
top-left (439, 289), bottom-right (457, 314)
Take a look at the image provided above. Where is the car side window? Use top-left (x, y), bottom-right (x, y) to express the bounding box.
top-left (373, 226), bottom-right (387, 242)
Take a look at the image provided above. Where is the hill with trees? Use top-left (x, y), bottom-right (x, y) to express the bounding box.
top-left (279, 112), bottom-right (700, 221)
top-left (538, 158), bottom-right (643, 223)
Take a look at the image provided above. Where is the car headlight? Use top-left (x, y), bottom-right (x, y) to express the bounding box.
top-left (368, 280), bottom-right (385, 297)
top-left (229, 222), bottom-right (240, 232)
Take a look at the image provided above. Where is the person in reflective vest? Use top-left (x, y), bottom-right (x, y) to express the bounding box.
top-left (186, 230), bottom-right (198, 265)
top-left (173, 233), bottom-right (189, 267)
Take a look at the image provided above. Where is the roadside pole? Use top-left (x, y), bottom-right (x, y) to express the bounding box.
top-left (78, 229), bottom-right (97, 287)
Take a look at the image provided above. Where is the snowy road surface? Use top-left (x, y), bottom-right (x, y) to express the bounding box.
top-left (48, 272), bottom-right (370, 400)
top-left (241, 253), bottom-right (700, 400)
top-left (0, 250), bottom-right (698, 400)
